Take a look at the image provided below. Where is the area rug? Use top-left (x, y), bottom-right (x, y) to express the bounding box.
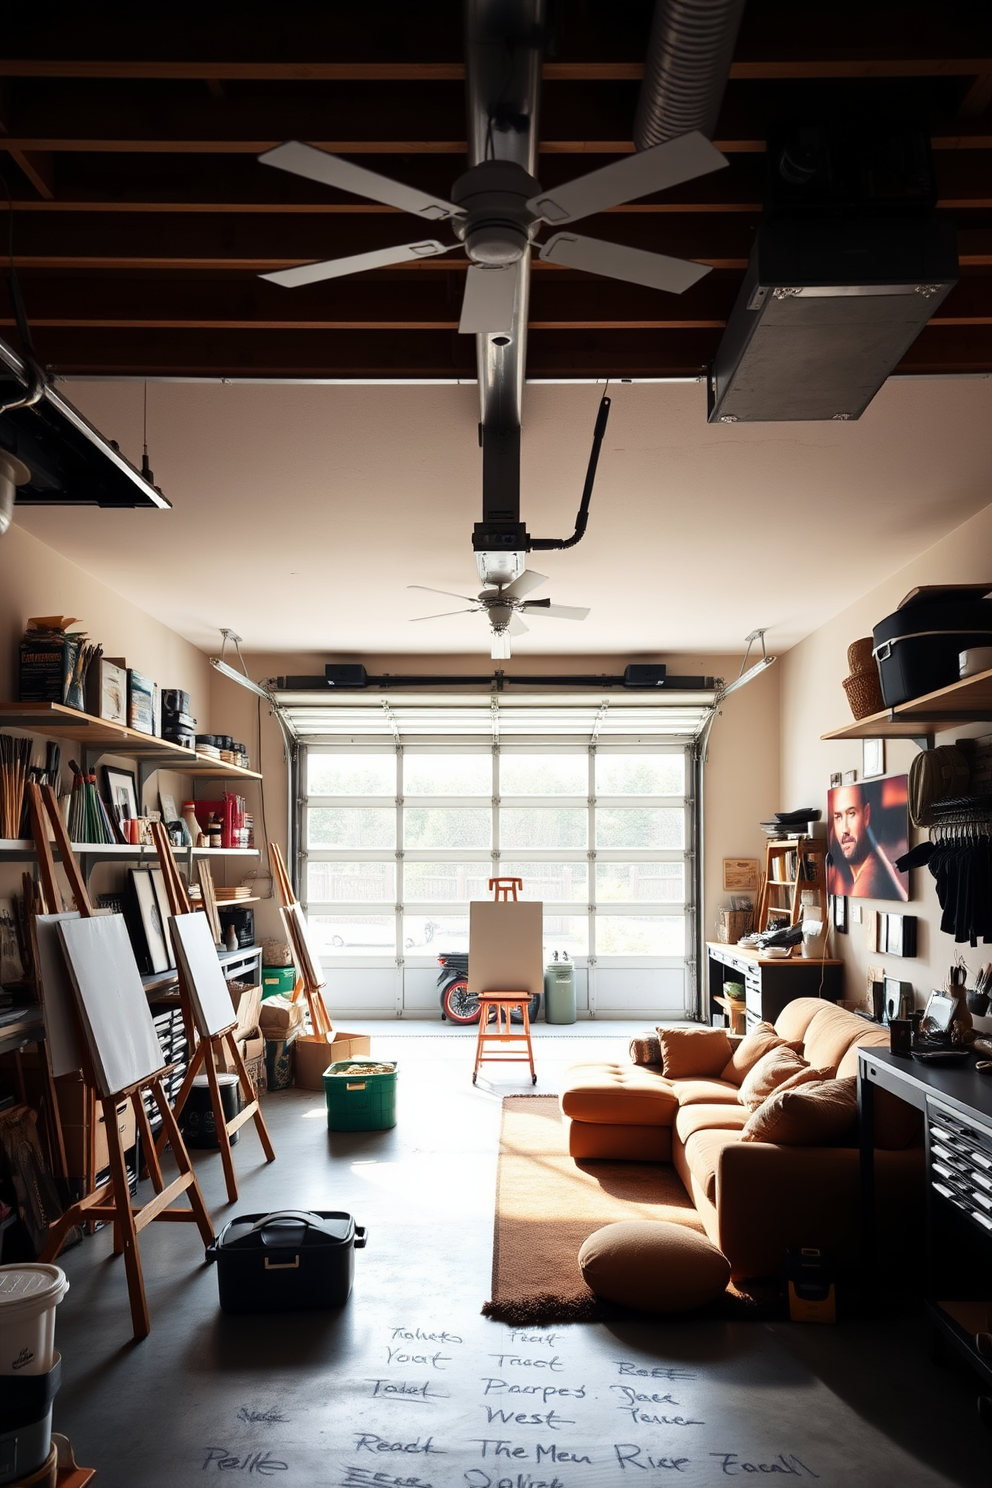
top-left (482, 1095), bottom-right (785, 1325)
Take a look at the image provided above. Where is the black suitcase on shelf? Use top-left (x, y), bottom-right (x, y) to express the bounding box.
top-left (872, 584), bottom-right (992, 708)
top-left (206, 1210), bottom-right (367, 1313)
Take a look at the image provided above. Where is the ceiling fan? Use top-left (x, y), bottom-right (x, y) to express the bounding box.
top-left (408, 569), bottom-right (588, 659)
top-left (257, 130), bottom-right (728, 331)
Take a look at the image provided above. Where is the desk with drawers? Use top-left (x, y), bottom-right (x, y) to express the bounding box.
top-left (859, 1048), bottom-right (992, 1409)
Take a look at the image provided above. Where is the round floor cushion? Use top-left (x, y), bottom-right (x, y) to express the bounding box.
top-left (578, 1220), bottom-right (730, 1313)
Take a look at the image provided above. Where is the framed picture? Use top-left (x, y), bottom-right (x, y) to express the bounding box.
top-left (832, 895), bottom-right (848, 933)
top-left (826, 775), bottom-right (910, 901)
top-left (843, 769), bottom-right (858, 785)
top-left (829, 772), bottom-right (842, 789)
top-left (766, 908), bottom-right (792, 931)
top-left (127, 868), bottom-right (170, 975)
top-left (863, 738), bottom-right (885, 779)
top-left (102, 765), bottom-right (138, 825)
top-left (723, 858), bottom-right (759, 891)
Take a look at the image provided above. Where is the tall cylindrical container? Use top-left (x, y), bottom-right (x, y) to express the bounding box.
top-left (544, 964), bottom-right (577, 1024)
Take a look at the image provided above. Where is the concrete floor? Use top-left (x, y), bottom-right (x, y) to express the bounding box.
top-left (45, 1022), bottom-right (990, 1488)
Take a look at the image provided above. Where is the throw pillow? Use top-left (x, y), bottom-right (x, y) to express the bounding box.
top-left (656, 1026), bottom-right (732, 1080)
top-left (720, 1021), bottom-right (800, 1085)
top-left (742, 1076), bottom-right (859, 1145)
top-left (738, 1045), bottom-right (811, 1111)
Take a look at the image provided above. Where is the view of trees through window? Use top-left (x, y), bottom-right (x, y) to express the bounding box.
top-left (304, 749), bottom-right (690, 959)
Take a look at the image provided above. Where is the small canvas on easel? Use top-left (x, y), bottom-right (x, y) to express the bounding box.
top-left (57, 915), bottom-right (165, 1098)
top-left (284, 902), bottom-right (325, 989)
top-left (468, 901), bottom-right (543, 996)
top-left (170, 912), bottom-right (237, 1040)
top-left (34, 912), bottom-right (85, 1079)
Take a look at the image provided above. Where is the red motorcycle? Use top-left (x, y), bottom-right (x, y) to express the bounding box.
top-left (436, 951), bottom-right (540, 1025)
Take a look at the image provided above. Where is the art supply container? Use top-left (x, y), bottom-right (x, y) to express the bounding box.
top-left (262, 966), bottom-right (297, 999)
top-left (180, 1073), bottom-right (240, 1149)
top-left (543, 963), bottom-right (577, 1024)
top-left (0, 1354), bottom-right (62, 1485)
top-left (0, 1266), bottom-right (69, 1377)
top-left (323, 1061), bottom-right (397, 1131)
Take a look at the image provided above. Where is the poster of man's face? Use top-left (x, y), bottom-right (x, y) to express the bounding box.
top-left (826, 776), bottom-right (909, 901)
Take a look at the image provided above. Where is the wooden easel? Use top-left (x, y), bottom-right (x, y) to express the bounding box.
top-left (151, 822), bottom-right (275, 1201)
top-left (489, 876), bottom-right (523, 902)
top-left (28, 788), bottom-right (215, 1340)
top-left (270, 840), bottom-right (334, 1042)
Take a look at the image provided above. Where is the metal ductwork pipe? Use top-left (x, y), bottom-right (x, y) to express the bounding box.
top-left (0, 452), bottom-right (31, 538)
top-left (634, 0), bottom-right (746, 149)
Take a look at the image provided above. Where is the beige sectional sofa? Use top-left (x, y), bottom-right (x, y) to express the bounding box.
top-left (560, 997), bottom-right (924, 1280)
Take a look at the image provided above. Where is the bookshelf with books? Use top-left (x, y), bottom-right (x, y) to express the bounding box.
top-left (756, 836), bottom-right (828, 932)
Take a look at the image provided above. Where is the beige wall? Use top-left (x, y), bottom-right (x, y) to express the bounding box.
top-left (0, 522), bottom-right (213, 903)
top-left (780, 496), bottom-right (992, 1037)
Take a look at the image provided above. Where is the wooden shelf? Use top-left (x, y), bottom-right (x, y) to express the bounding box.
top-left (0, 701), bottom-right (262, 778)
top-left (0, 839), bottom-right (258, 861)
top-left (822, 666), bottom-right (992, 741)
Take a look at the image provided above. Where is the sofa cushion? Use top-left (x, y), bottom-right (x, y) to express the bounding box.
top-left (682, 1128), bottom-right (746, 1204)
top-left (720, 1022), bottom-right (791, 1085)
top-left (737, 1045), bottom-right (809, 1110)
top-left (578, 1220), bottom-right (730, 1313)
top-left (675, 1103), bottom-right (750, 1144)
top-left (671, 1078), bottom-right (742, 1106)
top-left (774, 997), bottom-right (831, 1045)
top-left (560, 1062), bottom-right (678, 1126)
top-left (801, 1004), bottom-right (871, 1073)
top-left (742, 1077), bottom-right (858, 1145)
top-left (657, 1026), bottom-right (732, 1079)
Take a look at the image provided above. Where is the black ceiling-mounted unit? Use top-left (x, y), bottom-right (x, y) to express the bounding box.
top-left (707, 215), bottom-right (958, 424)
top-left (707, 125), bottom-right (959, 423)
top-left (0, 337), bottom-right (170, 510)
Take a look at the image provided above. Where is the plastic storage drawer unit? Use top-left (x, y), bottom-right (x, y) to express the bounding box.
top-left (323, 1061), bottom-right (397, 1131)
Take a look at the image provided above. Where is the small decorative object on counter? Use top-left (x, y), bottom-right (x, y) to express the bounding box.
top-left (182, 801), bottom-right (202, 849)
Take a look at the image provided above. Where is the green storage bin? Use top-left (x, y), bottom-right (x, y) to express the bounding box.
top-left (262, 966), bottom-right (296, 999)
top-left (323, 1060), bottom-right (398, 1132)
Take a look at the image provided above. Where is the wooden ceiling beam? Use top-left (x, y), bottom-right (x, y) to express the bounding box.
top-left (1, 58), bottom-right (989, 81)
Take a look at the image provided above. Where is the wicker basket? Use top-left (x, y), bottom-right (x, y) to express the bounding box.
top-left (847, 637), bottom-right (876, 673)
top-left (717, 909), bottom-right (753, 943)
top-left (842, 669), bottom-right (884, 720)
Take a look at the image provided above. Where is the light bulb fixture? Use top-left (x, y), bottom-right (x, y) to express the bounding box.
top-left (210, 627), bottom-right (275, 701)
top-left (718, 628), bottom-right (777, 700)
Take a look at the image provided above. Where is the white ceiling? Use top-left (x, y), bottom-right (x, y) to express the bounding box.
top-left (16, 373), bottom-right (992, 660)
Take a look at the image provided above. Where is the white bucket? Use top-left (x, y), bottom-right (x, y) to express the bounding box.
top-left (0, 1266), bottom-right (69, 1375)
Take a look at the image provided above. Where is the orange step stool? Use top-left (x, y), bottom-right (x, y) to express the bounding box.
top-left (472, 991), bottom-right (537, 1085)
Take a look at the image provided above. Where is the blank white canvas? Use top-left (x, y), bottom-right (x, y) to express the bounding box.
top-left (150, 868), bottom-right (176, 969)
top-left (170, 912), bottom-right (236, 1039)
top-left (58, 915), bottom-right (165, 1097)
top-left (285, 903), bottom-right (325, 988)
top-left (468, 901), bottom-right (544, 996)
top-left (35, 913), bottom-right (84, 1079)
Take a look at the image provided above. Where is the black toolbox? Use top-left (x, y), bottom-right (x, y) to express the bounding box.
top-left (872, 584), bottom-right (992, 708)
top-left (206, 1210), bottom-right (367, 1313)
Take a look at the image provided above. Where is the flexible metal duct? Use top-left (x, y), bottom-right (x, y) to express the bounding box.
top-left (634, 0), bottom-right (745, 148)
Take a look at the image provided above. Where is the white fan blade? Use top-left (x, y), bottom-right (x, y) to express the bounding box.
top-left (491, 631), bottom-right (512, 660)
top-left (408, 584), bottom-right (479, 603)
top-left (524, 603), bottom-right (590, 620)
top-left (262, 239), bottom-right (454, 288)
top-left (501, 569), bottom-right (547, 600)
top-left (539, 232), bottom-right (710, 295)
top-left (259, 141), bottom-right (462, 221)
top-left (459, 263), bottom-right (520, 334)
top-left (527, 131), bottom-right (727, 225)
top-left (410, 609), bottom-right (478, 622)
top-left (507, 616), bottom-right (530, 636)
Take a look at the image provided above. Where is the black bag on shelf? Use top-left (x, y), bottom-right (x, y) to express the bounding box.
top-left (206, 1209), bottom-right (367, 1313)
top-left (872, 584), bottom-right (992, 708)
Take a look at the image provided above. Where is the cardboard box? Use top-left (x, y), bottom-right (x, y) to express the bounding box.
top-left (259, 995), bottom-right (305, 1039)
top-left (294, 1032), bottom-right (372, 1091)
top-left (60, 1097), bottom-right (137, 1178)
top-left (227, 981), bottom-right (263, 1038)
top-left (215, 1030), bottom-right (264, 1076)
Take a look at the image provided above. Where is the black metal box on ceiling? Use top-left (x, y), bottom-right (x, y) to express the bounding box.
top-left (706, 214), bottom-right (958, 424)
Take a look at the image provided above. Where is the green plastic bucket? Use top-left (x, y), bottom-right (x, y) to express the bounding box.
top-left (261, 966), bottom-right (296, 999)
top-left (323, 1060), bottom-right (397, 1132)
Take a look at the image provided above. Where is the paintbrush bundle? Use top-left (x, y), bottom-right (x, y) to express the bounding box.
top-left (0, 733), bottom-right (32, 839)
top-left (66, 763), bottom-right (117, 844)
top-left (17, 739), bottom-right (62, 837)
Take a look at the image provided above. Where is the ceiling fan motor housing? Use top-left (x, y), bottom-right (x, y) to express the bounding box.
top-left (451, 161), bottom-right (541, 266)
